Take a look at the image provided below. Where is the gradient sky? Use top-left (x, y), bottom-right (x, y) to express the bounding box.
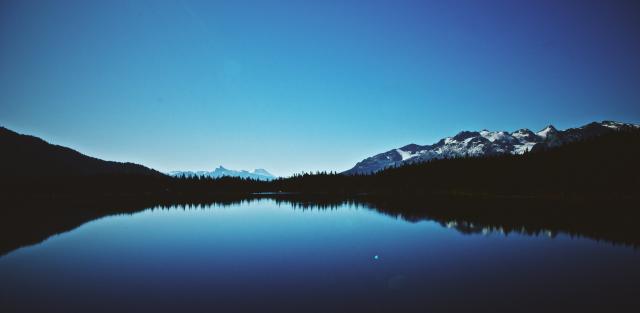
top-left (1, 0), bottom-right (639, 176)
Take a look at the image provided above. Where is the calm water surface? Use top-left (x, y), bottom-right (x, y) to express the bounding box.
top-left (1, 199), bottom-right (639, 312)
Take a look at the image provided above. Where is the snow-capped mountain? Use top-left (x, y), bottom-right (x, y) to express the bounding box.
top-left (168, 166), bottom-right (276, 180)
top-left (344, 121), bottom-right (639, 175)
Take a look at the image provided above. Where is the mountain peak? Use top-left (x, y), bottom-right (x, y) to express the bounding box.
top-left (453, 131), bottom-right (480, 141)
top-left (536, 125), bottom-right (558, 138)
top-left (253, 168), bottom-right (273, 176)
top-left (541, 124), bottom-right (557, 131)
top-left (399, 143), bottom-right (421, 151)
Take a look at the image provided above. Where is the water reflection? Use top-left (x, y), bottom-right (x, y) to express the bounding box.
top-left (1, 194), bottom-right (638, 257)
top-left (1, 197), bottom-right (640, 313)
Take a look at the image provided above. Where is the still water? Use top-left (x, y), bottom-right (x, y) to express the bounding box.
top-left (1, 199), bottom-right (639, 312)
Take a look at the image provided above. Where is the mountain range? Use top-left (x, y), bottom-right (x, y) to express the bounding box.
top-left (344, 121), bottom-right (640, 175)
top-left (168, 166), bottom-right (276, 180)
top-left (2, 120), bottom-right (638, 180)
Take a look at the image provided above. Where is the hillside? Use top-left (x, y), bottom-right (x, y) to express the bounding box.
top-left (0, 127), bottom-right (161, 177)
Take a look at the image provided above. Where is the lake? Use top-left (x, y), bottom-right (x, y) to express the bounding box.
top-left (1, 198), bottom-right (639, 312)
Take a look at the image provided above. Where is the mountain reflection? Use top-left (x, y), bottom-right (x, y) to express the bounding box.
top-left (1, 194), bottom-right (638, 257)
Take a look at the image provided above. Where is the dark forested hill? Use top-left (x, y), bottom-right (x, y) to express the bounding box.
top-left (0, 127), bottom-right (161, 177)
top-left (0, 127), bottom-right (170, 197)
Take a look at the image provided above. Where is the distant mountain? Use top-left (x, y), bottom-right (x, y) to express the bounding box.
top-left (344, 121), bottom-right (640, 175)
top-left (168, 166), bottom-right (276, 181)
top-left (0, 126), bottom-right (162, 177)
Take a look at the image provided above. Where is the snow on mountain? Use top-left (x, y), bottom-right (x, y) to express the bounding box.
top-left (600, 120), bottom-right (640, 129)
top-left (396, 148), bottom-right (417, 161)
top-left (344, 121), bottom-right (639, 175)
top-left (253, 169), bottom-right (273, 177)
top-left (168, 166), bottom-right (276, 180)
top-left (536, 125), bottom-right (558, 138)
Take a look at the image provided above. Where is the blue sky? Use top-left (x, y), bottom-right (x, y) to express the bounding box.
top-left (1, 0), bottom-right (639, 176)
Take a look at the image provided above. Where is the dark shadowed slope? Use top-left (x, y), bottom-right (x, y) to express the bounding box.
top-left (0, 126), bottom-right (161, 177)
